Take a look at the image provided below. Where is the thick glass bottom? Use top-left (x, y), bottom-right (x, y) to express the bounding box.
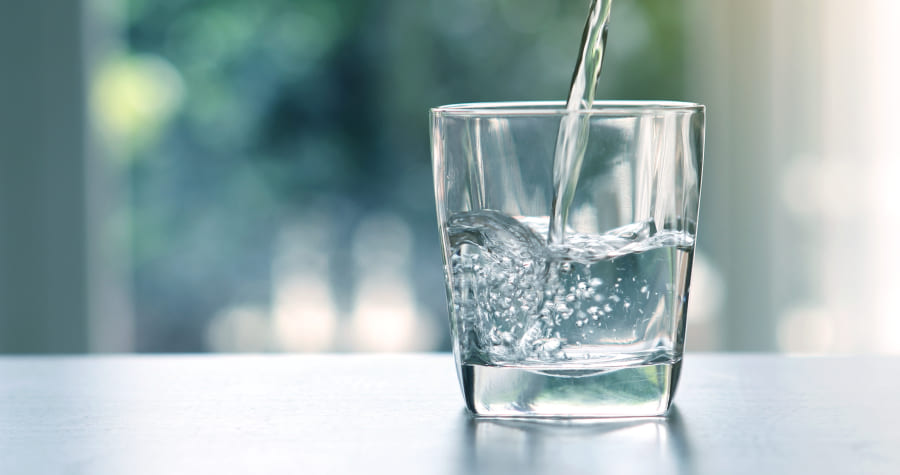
top-left (461, 359), bottom-right (681, 418)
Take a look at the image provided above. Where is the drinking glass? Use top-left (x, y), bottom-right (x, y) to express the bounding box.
top-left (431, 101), bottom-right (705, 417)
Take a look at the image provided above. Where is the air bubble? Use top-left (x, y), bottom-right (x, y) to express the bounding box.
top-left (489, 330), bottom-right (501, 345)
top-left (541, 339), bottom-right (561, 352)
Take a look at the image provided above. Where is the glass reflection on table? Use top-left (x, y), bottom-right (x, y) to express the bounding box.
top-left (459, 407), bottom-right (693, 475)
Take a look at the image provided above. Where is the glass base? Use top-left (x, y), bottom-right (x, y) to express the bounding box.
top-left (461, 359), bottom-right (681, 418)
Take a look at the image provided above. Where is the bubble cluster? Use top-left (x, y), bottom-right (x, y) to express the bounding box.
top-left (447, 210), bottom-right (693, 366)
top-left (449, 211), bottom-right (554, 363)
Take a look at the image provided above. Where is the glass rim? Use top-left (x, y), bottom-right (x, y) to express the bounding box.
top-left (431, 100), bottom-right (704, 116)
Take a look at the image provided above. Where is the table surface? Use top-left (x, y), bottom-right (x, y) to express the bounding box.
top-left (0, 354), bottom-right (898, 475)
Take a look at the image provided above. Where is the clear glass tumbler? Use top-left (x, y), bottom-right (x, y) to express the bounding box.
top-left (431, 101), bottom-right (705, 417)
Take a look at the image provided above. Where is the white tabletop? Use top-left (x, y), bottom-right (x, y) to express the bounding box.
top-left (0, 354), bottom-right (897, 474)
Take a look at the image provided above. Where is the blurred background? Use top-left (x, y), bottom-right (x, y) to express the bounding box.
top-left (1, 0), bottom-right (898, 354)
